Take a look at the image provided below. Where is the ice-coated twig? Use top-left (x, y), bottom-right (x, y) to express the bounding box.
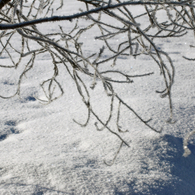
top-left (183, 130), bottom-right (195, 157)
top-left (1, 0), bottom-right (195, 165)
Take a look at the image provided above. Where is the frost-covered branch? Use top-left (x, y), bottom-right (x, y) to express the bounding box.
top-left (0, 0), bottom-right (195, 163)
top-left (0, 0), bottom-right (195, 29)
top-left (183, 130), bottom-right (195, 157)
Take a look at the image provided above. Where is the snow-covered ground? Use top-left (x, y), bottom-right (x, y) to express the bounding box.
top-left (0, 1), bottom-right (195, 194)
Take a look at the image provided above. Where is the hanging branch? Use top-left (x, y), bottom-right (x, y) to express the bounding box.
top-left (1, 0), bottom-right (195, 164)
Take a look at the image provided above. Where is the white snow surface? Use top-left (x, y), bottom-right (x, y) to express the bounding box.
top-left (0, 1), bottom-right (195, 194)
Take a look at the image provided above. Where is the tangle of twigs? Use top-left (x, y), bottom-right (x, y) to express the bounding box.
top-left (0, 0), bottom-right (195, 163)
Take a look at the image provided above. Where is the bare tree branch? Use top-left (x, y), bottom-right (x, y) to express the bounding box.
top-left (0, 0), bottom-right (195, 162)
top-left (0, 1), bottom-right (194, 30)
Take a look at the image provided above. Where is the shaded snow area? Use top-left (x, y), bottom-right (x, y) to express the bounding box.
top-left (0, 1), bottom-right (195, 194)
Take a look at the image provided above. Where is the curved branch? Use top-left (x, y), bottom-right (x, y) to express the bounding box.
top-left (0, 1), bottom-right (192, 30)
